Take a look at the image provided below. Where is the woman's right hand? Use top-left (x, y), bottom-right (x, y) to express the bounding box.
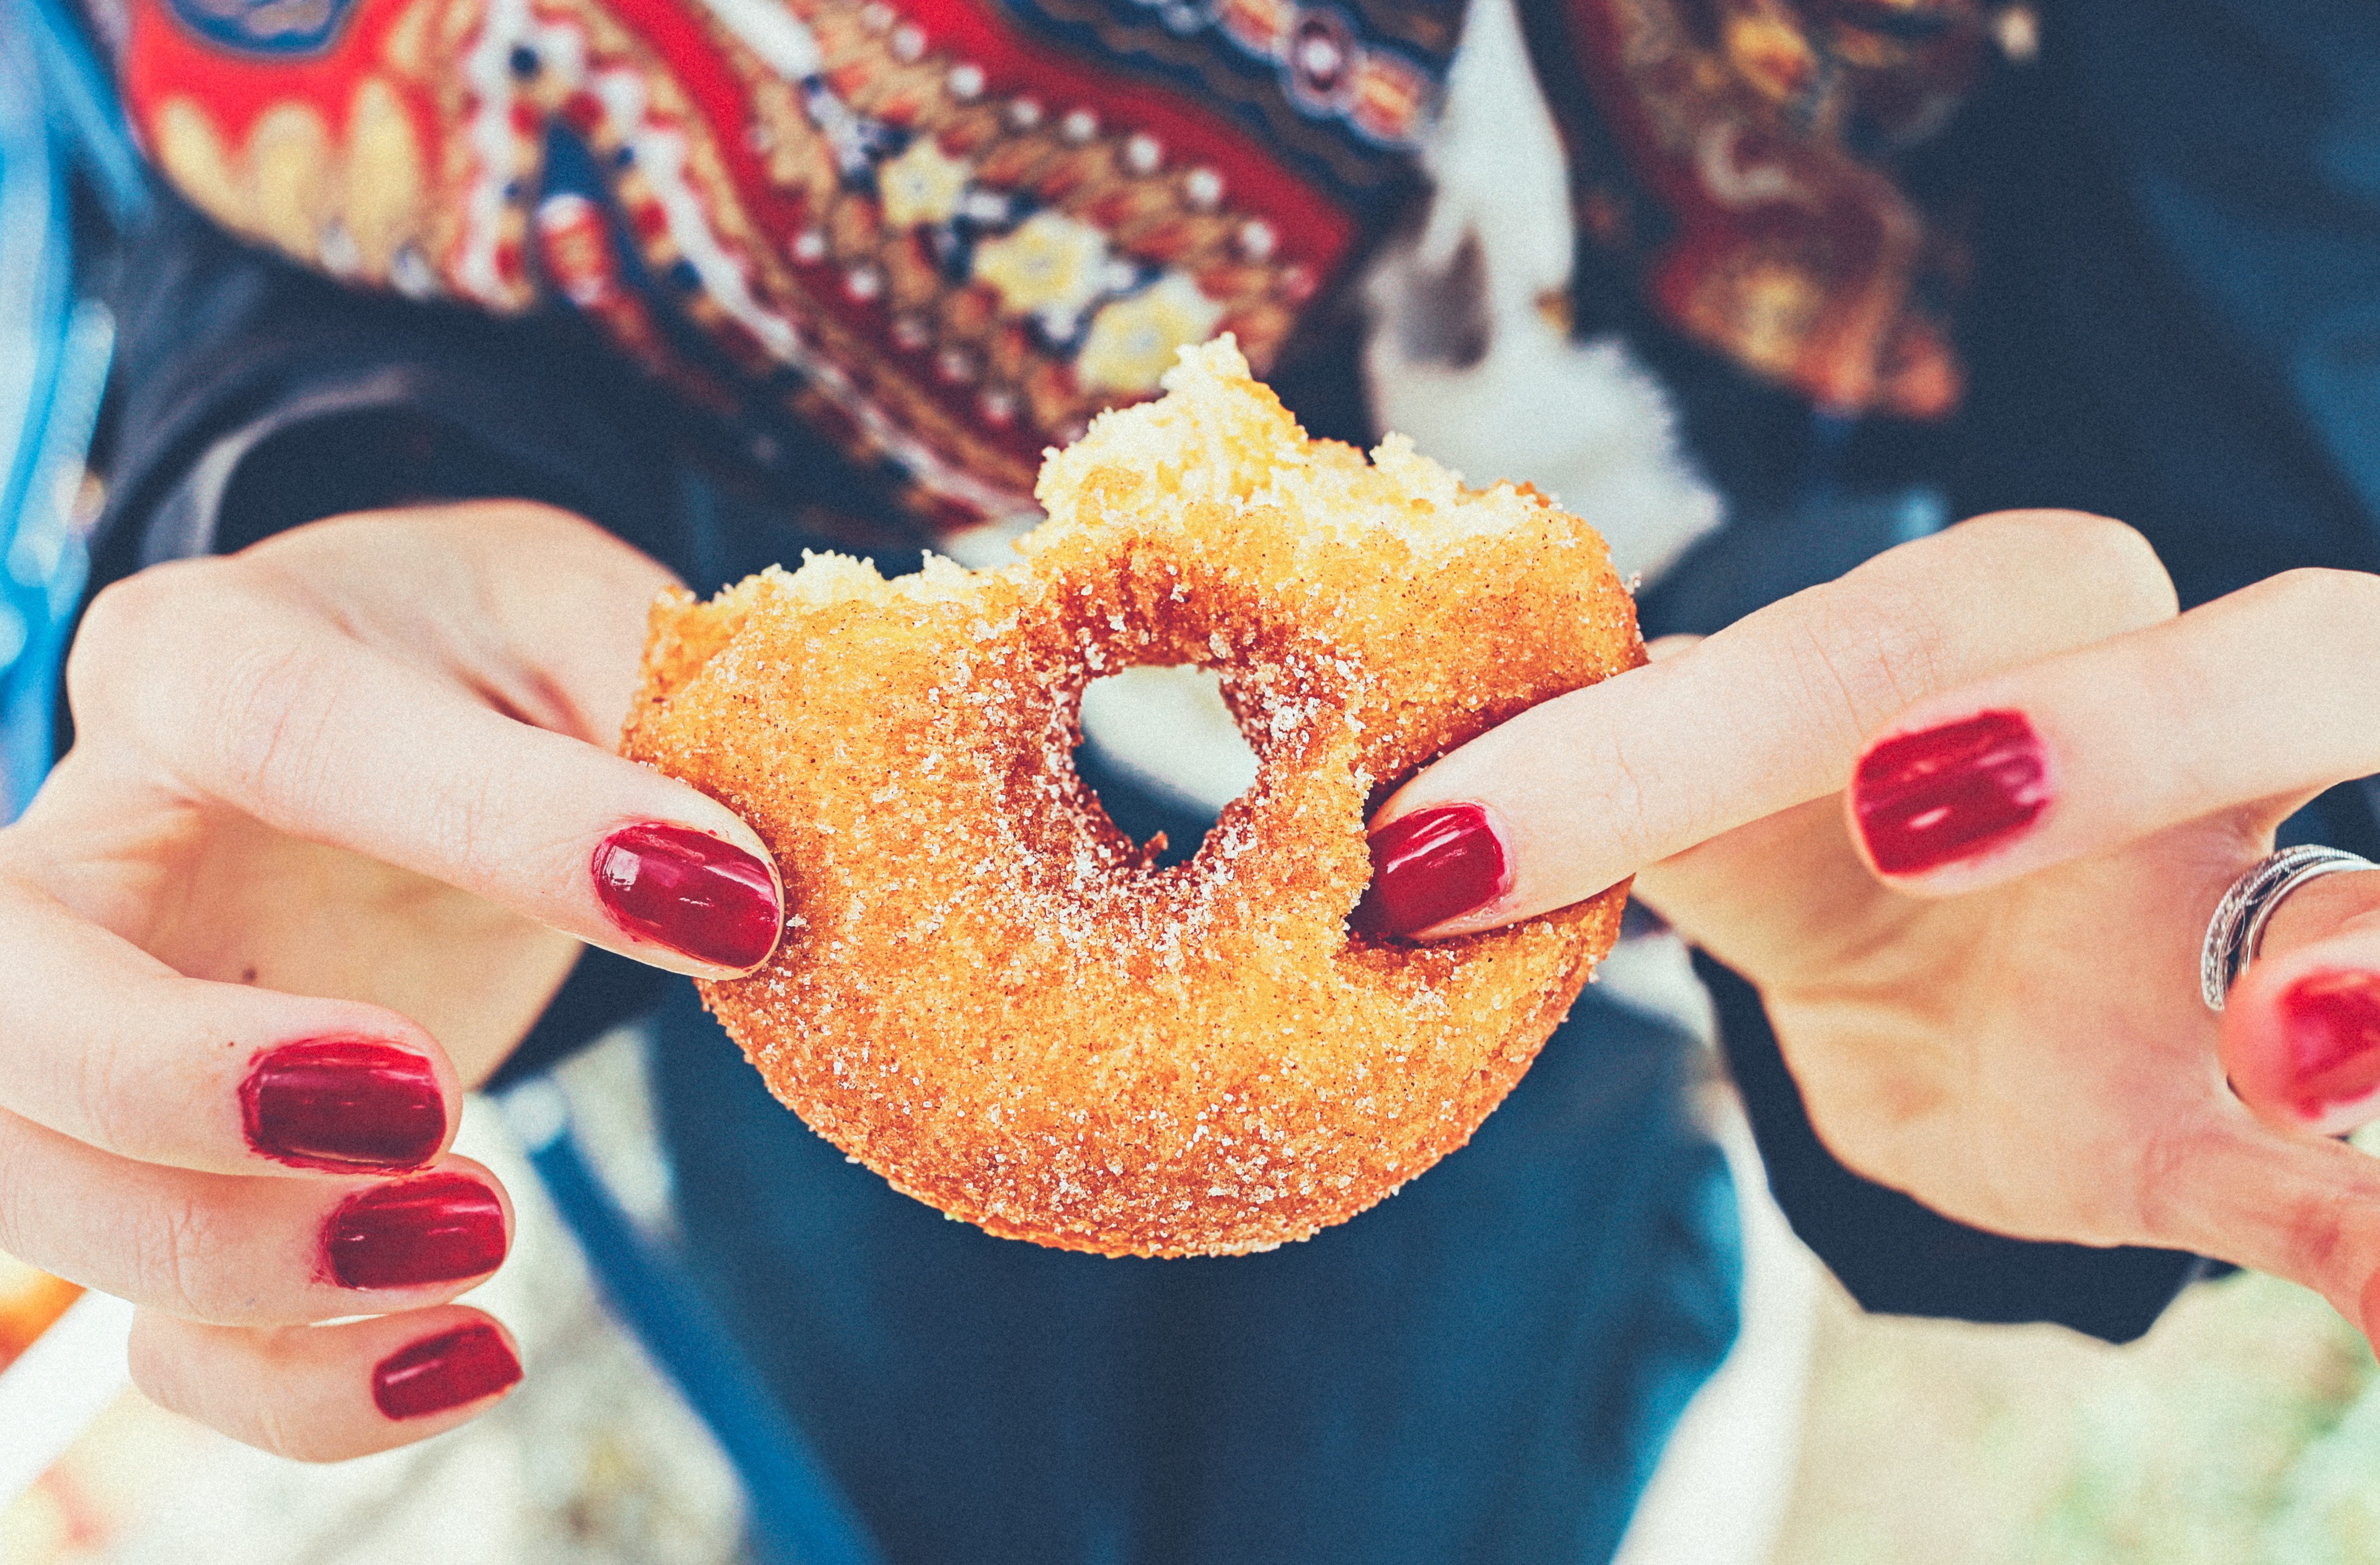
top-left (0, 501), bottom-right (782, 1458)
top-left (1368, 510), bottom-right (2380, 1351)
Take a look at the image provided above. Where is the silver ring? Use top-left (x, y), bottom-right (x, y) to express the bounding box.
top-left (2201, 845), bottom-right (2377, 1011)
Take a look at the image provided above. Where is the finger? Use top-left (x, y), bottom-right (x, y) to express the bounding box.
top-left (2220, 871), bottom-right (2380, 1135)
top-left (131, 1306), bottom-right (523, 1460)
top-left (1357, 511), bottom-right (2177, 937)
top-left (2147, 1110), bottom-right (2380, 1347)
top-left (76, 548), bottom-right (783, 979)
top-left (0, 874), bottom-right (459, 1176)
top-left (1844, 568), bottom-right (2380, 893)
top-left (0, 1113), bottom-right (510, 1324)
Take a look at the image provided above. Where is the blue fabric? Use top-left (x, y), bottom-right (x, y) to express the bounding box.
top-left (0, 0), bottom-right (138, 818)
top-left (1933, 0), bottom-right (2380, 612)
top-left (2068, 0), bottom-right (2380, 548)
top-left (495, 1080), bottom-right (886, 1565)
top-left (653, 976), bottom-right (1739, 1565)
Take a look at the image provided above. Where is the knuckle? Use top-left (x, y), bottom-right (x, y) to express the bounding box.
top-left (462, 496), bottom-right (587, 532)
top-left (0, 1124), bottom-right (40, 1262)
top-left (129, 1320), bottom-right (342, 1463)
top-left (1593, 736), bottom-right (1666, 861)
top-left (2262, 567), bottom-right (2380, 640)
top-left (1789, 590), bottom-right (1945, 743)
top-left (2046, 514), bottom-right (2175, 623)
top-left (424, 762), bottom-right (511, 887)
top-left (64, 561), bottom-right (214, 714)
top-left (131, 1192), bottom-right (237, 1320)
top-left (197, 635), bottom-right (347, 815)
top-left (68, 556), bottom-right (344, 803)
top-left (1951, 509), bottom-right (2178, 640)
top-left (2130, 1119), bottom-right (2198, 1240)
top-left (248, 1392), bottom-right (322, 1462)
top-left (1971, 506), bottom-right (2133, 556)
top-left (68, 1023), bottom-right (141, 1161)
top-left (123, 1312), bottom-right (195, 1416)
top-left (76, 562), bottom-right (195, 651)
top-left (2281, 1188), bottom-right (2356, 1284)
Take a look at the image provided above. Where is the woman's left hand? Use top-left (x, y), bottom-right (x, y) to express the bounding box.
top-left (1367, 510), bottom-right (2380, 1347)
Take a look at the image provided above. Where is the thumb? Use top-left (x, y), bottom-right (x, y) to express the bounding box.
top-left (2155, 1114), bottom-right (2380, 1351)
top-left (79, 503), bottom-right (784, 977)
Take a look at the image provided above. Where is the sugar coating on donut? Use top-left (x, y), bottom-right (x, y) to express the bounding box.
top-left (624, 337), bottom-right (1643, 1257)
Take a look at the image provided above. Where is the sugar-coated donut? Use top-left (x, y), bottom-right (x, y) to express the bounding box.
top-left (623, 339), bottom-right (1643, 1257)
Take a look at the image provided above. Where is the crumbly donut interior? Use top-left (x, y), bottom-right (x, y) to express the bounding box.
top-left (624, 338), bottom-right (1641, 1257)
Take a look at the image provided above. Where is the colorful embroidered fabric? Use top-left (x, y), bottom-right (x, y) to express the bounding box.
top-left (1524, 0), bottom-right (2003, 419)
top-left (119, 0), bottom-right (1452, 535)
top-left (113, 0), bottom-right (1997, 540)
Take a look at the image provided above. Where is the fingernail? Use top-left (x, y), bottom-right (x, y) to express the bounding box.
top-left (372, 1323), bottom-right (523, 1421)
top-left (2282, 969), bottom-right (2380, 1124)
top-left (1852, 710), bottom-right (2050, 875)
top-left (242, 1039), bottom-right (445, 1172)
top-left (324, 1173), bottom-right (507, 1290)
top-left (591, 822), bottom-right (780, 969)
top-left (1350, 804), bottom-right (1509, 938)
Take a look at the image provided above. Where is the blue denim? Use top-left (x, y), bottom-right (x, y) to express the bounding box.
top-left (652, 974), bottom-right (1740, 1565)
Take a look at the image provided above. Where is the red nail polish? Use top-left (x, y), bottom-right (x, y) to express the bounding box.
top-left (324, 1173), bottom-right (507, 1290)
top-left (2283, 970), bottom-right (2380, 1122)
top-left (1350, 804), bottom-right (1510, 939)
top-left (241, 1039), bottom-right (445, 1172)
top-left (591, 822), bottom-right (780, 969)
top-left (1852, 710), bottom-right (2050, 875)
top-left (372, 1323), bottom-right (523, 1421)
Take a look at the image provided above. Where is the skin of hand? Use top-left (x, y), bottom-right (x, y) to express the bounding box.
top-left (0, 501), bottom-right (783, 1459)
top-left (1366, 510), bottom-right (2380, 1348)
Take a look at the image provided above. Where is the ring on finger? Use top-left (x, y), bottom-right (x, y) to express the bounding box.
top-left (2201, 845), bottom-right (2378, 1011)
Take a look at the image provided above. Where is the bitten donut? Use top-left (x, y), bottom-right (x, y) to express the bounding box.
top-left (623, 339), bottom-right (1643, 1257)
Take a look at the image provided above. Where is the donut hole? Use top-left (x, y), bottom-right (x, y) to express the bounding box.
top-left (1073, 665), bottom-right (1261, 868)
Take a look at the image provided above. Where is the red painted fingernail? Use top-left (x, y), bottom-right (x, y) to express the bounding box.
top-left (324, 1173), bottom-right (507, 1290)
top-left (372, 1323), bottom-right (523, 1421)
top-left (1351, 804), bottom-right (1510, 938)
top-left (2282, 970), bottom-right (2380, 1122)
top-left (242, 1039), bottom-right (445, 1172)
top-left (1852, 710), bottom-right (2050, 875)
top-left (592, 822), bottom-right (780, 969)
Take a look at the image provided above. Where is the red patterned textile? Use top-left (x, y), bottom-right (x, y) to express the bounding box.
top-left (121, 0), bottom-right (1442, 535)
top-left (1526, 0), bottom-right (2002, 418)
top-left (115, 0), bottom-right (2001, 539)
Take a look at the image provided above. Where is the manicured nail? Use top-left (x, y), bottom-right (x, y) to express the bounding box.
top-left (324, 1173), bottom-right (507, 1290)
top-left (2282, 970), bottom-right (2380, 1124)
top-left (591, 822), bottom-right (780, 969)
top-left (1351, 804), bottom-right (1509, 938)
top-left (1852, 710), bottom-right (2049, 875)
top-left (242, 1039), bottom-right (445, 1172)
top-left (372, 1323), bottom-right (523, 1421)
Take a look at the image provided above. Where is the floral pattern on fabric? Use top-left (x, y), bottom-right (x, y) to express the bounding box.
top-left (120, 0), bottom-right (1455, 535)
top-left (118, 0), bottom-right (2008, 540)
top-left (1524, 0), bottom-right (2010, 419)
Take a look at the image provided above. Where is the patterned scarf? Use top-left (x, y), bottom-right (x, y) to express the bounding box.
top-left (107, 0), bottom-right (2003, 538)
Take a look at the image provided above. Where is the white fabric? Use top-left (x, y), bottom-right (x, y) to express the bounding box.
top-left (1362, 0), bottom-right (1721, 587)
top-left (1073, 0), bottom-right (1720, 812)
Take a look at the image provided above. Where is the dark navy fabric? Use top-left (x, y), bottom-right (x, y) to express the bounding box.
top-left (1947, 0), bottom-right (2380, 608)
top-left (653, 977), bottom-right (1737, 1565)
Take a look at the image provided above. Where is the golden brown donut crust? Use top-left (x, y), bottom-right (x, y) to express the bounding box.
top-left (623, 341), bottom-right (1643, 1257)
